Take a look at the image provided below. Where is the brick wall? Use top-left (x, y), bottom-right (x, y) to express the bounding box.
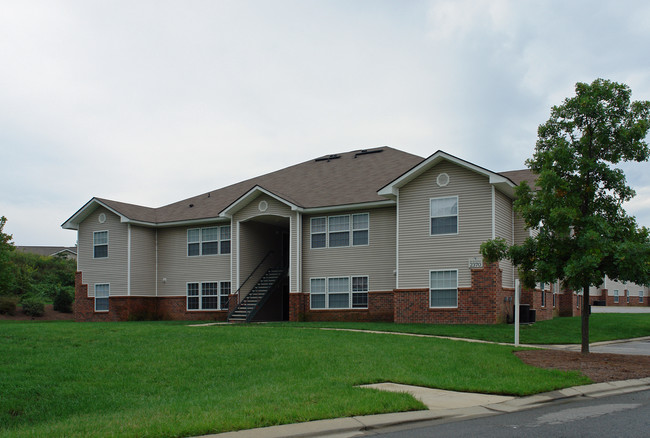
top-left (393, 262), bottom-right (512, 324)
top-left (520, 287), bottom-right (554, 321)
top-left (289, 291), bottom-right (394, 322)
top-left (74, 271), bottom-right (228, 322)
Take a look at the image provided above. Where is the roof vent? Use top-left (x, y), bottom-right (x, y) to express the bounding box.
top-left (315, 154), bottom-right (341, 162)
top-left (354, 149), bottom-right (383, 158)
top-left (189, 204), bottom-right (194, 208)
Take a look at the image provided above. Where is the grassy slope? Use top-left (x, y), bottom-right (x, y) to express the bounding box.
top-left (0, 321), bottom-right (588, 438)
top-left (276, 313), bottom-right (650, 344)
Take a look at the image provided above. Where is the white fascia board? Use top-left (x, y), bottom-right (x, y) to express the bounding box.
top-left (220, 185), bottom-right (301, 218)
top-left (300, 200), bottom-right (395, 215)
top-left (61, 198), bottom-right (128, 230)
top-left (378, 150), bottom-right (517, 198)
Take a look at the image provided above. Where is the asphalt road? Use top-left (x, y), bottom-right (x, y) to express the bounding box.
top-left (359, 389), bottom-right (650, 438)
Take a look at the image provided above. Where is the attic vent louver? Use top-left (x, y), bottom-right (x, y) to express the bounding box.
top-left (315, 154), bottom-right (341, 162)
top-left (354, 149), bottom-right (383, 158)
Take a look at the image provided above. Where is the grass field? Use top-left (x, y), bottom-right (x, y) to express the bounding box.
top-left (275, 313), bottom-right (650, 344)
top-left (0, 321), bottom-right (590, 438)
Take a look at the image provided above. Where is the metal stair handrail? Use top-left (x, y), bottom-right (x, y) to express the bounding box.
top-left (237, 267), bottom-right (287, 323)
top-left (228, 250), bottom-right (274, 317)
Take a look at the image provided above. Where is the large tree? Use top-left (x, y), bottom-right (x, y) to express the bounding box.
top-left (482, 79), bottom-right (650, 353)
top-left (0, 216), bottom-right (16, 295)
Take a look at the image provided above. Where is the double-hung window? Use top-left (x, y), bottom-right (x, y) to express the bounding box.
top-left (639, 291), bottom-right (644, 303)
top-left (310, 213), bottom-right (369, 248)
top-left (540, 283), bottom-right (546, 307)
top-left (187, 281), bottom-right (231, 310)
top-left (310, 276), bottom-right (368, 309)
top-left (614, 290), bottom-right (619, 303)
top-left (626, 290), bottom-right (630, 303)
top-left (95, 284), bottom-right (109, 312)
top-left (430, 196), bottom-right (458, 235)
top-left (93, 231), bottom-right (108, 258)
top-left (188, 226), bottom-right (231, 256)
top-left (430, 270), bottom-right (458, 308)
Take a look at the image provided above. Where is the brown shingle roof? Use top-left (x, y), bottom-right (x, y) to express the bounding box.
top-left (499, 169), bottom-right (538, 188)
top-left (83, 147), bottom-right (535, 225)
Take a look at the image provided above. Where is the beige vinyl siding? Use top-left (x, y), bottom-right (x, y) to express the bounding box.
top-left (157, 224), bottom-right (231, 297)
top-left (604, 277), bottom-right (645, 297)
top-left (130, 225), bottom-right (156, 296)
top-left (292, 211), bottom-right (301, 292)
top-left (494, 189), bottom-right (514, 288)
top-left (78, 207), bottom-right (128, 297)
top-left (398, 161), bottom-right (492, 289)
top-left (513, 213), bottom-right (528, 245)
top-left (232, 193), bottom-right (292, 296)
top-left (302, 206), bottom-right (396, 292)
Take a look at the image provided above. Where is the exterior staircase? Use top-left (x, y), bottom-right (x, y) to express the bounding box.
top-left (228, 267), bottom-right (285, 323)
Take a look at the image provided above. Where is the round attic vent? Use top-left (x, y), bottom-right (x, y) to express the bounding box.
top-left (98, 213), bottom-right (106, 224)
top-left (258, 200), bottom-right (268, 212)
top-left (437, 173), bottom-right (450, 187)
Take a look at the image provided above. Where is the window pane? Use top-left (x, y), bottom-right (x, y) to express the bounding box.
top-left (94, 245), bottom-right (108, 258)
top-left (311, 233), bottom-right (326, 248)
top-left (431, 197), bottom-right (458, 217)
top-left (430, 289), bottom-right (457, 307)
top-left (311, 278), bottom-right (326, 293)
top-left (329, 231), bottom-right (349, 247)
top-left (352, 230), bottom-right (368, 246)
top-left (187, 296), bottom-right (199, 310)
top-left (352, 213), bottom-right (368, 230)
top-left (188, 242), bottom-right (200, 256)
top-left (328, 277), bottom-right (349, 293)
top-left (352, 276), bottom-right (368, 292)
top-left (95, 297), bottom-right (109, 312)
top-left (202, 283), bottom-right (218, 295)
top-left (220, 282), bottom-right (231, 296)
top-left (94, 231), bottom-right (108, 245)
top-left (187, 283), bottom-right (199, 296)
top-left (431, 216), bottom-right (458, 235)
top-left (220, 240), bottom-right (231, 254)
top-left (96, 284), bottom-right (110, 298)
top-left (220, 226), bottom-right (231, 240)
top-left (430, 271), bottom-right (457, 289)
top-left (328, 293), bottom-right (349, 308)
top-left (202, 296), bottom-right (218, 309)
top-left (311, 217), bottom-right (326, 233)
top-left (187, 229), bottom-right (200, 243)
top-left (202, 227), bottom-right (219, 242)
top-left (311, 294), bottom-right (325, 309)
top-left (329, 215), bottom-right (350, 232)
top-left (352, 293), bottom-right (368, 308)
top-left (202, 241), bottom-right (219, 255)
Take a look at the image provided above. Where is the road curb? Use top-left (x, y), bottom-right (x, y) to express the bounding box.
top-left (194, 378), bottom-right (650, 438)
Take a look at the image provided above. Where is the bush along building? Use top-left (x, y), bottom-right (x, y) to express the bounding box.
top-left (62, 147), bottom-right (649, 323)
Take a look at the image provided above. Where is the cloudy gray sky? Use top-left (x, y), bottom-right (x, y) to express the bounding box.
top-left (1, 0), bottom-right (649, 245)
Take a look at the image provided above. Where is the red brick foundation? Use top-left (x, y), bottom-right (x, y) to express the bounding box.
top-left (288, 291), bottom-right (394, 322)
top-left (74, 271), bottom-right (228, 322)
top-left (393, 262), bottom-right (513, 324)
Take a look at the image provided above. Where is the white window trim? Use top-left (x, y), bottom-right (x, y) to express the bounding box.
top-left (640, 291), bottom-right (644, 303)
top-left (429, 269), bottom-right (458, 309)
top-left (94, 283), bottom-right (110, 312)
top-left (540, 283), bottom-right (546, 307)
top-left (187, 225), bottom-right (231, 257)
top-left (310, 213), bottom-right (370, 249)
top-left (626, 290), bottom-right (630, 303)
top-left (186, 281), bottom-right (231, 311)
top-left (614, 289), bottom-right (619, 303)
top-left (308, 275), bottom-right (369, 309)
top-left (429, 196), bottom-right (459, 236)
top-left (93, 230), bottom-right (109, 259)
top-left (351, 275), bottom-right (369, 309)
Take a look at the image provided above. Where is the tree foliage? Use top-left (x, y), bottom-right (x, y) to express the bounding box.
top-left (481, 79), bottom-right (650, 353)
top-left (0, 216), bottom-right (16, 295)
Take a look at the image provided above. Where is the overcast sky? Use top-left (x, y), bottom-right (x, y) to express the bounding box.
top-left (1, 0), bottom-right (649, 246)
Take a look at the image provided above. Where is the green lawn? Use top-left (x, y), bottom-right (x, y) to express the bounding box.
top-left (275, 313), bottom-right (650, 344)
top-left (0, 321), bottom-right (589, 438)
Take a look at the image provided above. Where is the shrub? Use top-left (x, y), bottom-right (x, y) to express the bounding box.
top-left (21, 297), bottom-right (45, 317)
top-left (53, 287), bottom-right (74, 313)
top-left (0, 295), bottom-right (18, 315)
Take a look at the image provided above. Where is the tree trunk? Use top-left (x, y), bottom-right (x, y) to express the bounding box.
top-left (581, 284), bottom-right (590, 354)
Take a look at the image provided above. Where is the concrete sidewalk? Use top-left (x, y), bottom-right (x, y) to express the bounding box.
top-left (194, 378), bottom-right (650, 438)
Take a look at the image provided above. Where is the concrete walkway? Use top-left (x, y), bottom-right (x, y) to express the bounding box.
top-left (195, 378), bottom-right (650, 438)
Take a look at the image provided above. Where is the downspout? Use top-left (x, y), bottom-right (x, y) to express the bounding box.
top-left (127, 224), bottom-right (131, 296)
top-left (491, 186), bottom-right (496, 240)
top-left (297, 211), bottom-right (302, 293)
top-left (395, 189), bottom-right (400, 289)
top-left (155, 229), bottom-right (158, 297)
